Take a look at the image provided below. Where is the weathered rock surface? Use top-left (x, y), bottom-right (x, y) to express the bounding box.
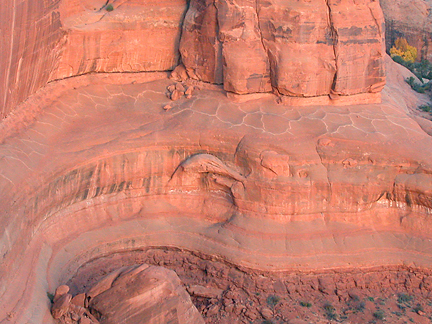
top-left (52, 0), bottom-right (188, 80)
top-left (68, 248), bottom-right (432, 324)
top-left (180, 0), bottom-right (386, 96)
top-left (53, 264), bottom-right (204, 324)
top-left (0, 56), bottom-right (431, 323)
top-left (258, 0), bottom-right (336, 96)
top-left (0, 0), bottom-right (431, 323)
top-left (380, 0), bottom-right (432, 61)
top-left (0, 0), bottom-right (64, 118)
top-left (0, 0), bottom-right (389, 119)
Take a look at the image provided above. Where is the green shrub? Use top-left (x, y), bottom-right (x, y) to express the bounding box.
top-left (397, 293), bottom-right (413, 304)
top-left (407, 76), bottom-right (416, 86)
top-left (377, 298), bottom-right (386, 306)
top-left (300, 301), bottom-right (312, 308)
top-left (266, 295), bottom-right (280, 308)
top-left (105, 4), bottom-right (114, 11)
top-left (406, 77), bottom-right (429, 93)
top-left (392, 47), bottom-right (432, 82)
top-left (356, 301), bottom-right (365, 312)
top-left (392, 55), bottom-right (405, 65)
top-left (323, 303), bottom-right (337, 320)
top-left (373, 309), bottom-right (385, 320)
top-left (419, 105), bottom-right (432, 112)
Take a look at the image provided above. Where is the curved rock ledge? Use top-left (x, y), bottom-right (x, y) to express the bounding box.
top-left (0, 57), bottom-right (431, 323)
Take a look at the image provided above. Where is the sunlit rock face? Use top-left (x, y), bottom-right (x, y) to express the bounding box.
top-left (0, 0), bottom-right (64, 118)
top-left (1, 0), bottom-right (387, 119)
top-left (180, 0), bottom-right (386, 97)
top-left (52, 0), bottom-right (188, 79)
top-left (1, 56), bottom-right (432, 323)
top-left (0, 0), bottom-right (432, 323)
top-left (0, 0), bottom-right (188, 119)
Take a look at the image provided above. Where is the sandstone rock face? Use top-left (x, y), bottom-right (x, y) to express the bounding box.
top-left (0, 0), bottom-right (387, 120)
top-left (180, 0), bottom-right (386, 96)
top-left (0, 57), bottom-right (431, 323)
top-left (90, 265), bottom-right (204, 324)
top-left (52, 0), bottom-right (188, 79)
top-left (380, 0), bottom-right (432, 61)
top-left (329, 0), bottom-right (386, 95)
top-left (0, 0), bottom-right (64, 118)
top-left (258, 0), bottom-right (336, 96)
top-left (0, 0), bottom-right (430, 323)
top-left (180, 0), bottom-right (223, 84)
top-left (53, 264), bottom-right (204, 324)
top-left (217, 0), bottom-right (272, 94)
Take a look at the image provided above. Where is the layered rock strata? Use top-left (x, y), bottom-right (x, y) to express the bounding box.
top-left (0, 0), bottom-right (64, 118)
top-left (180, 0), bottom-right (386, 97)
top-left (52, 0), bottom-right (188, 79)
top-left (0, 57), bottom-right (431, 323)
top-left (1, 0), bottom-right (388, 118)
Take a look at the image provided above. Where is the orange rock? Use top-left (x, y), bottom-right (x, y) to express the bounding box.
top-left (88, 265), bottom-right (204, 324)
top-left (259, 0), bottom-right (336, 97)
top-left (170, 89), bottom-right (184, 101)
top-left (180, 0), bottom-right (223, 84)
top-left (170, 64), bottom-right (189, 82)
top-left (71, 293), bottom-right (87, 308)
top-left (328, 0), bottom-right (386, 95)
top-left (53, 0), bottom-right (188, 80)
top-left (217, 0), bottom-right (271, 94)
top-left (180, 0), bottom-right (386, 97)
top-left (54, 285), bottom-right (70, 303)
top-left (51, 293), bottom-right (72, 319)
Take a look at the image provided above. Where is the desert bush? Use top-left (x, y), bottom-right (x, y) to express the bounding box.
top-left (356, 301), bottom-right (366, 312)
top-left (105, 4), bottom-right (114, 11)
top-left (406, 77), bottom-right (430, 93)
top-left (419, 104), bottom-right (432, 112)
top-left (373, 309), bottom-right (385, 320)
top-left (266, 295), bottom-right (280, 308)
top-left (397, 293), bottom-right (413, 304)
top-left (323, 302), bottom-right (337, 320)
top-left (300, 301), bottom-right (312, 308)
top-left (391, 38), bottom-right (418, 63)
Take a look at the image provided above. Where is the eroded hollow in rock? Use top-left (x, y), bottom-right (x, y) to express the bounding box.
top-left (54, 248), bottom-right (432, 324)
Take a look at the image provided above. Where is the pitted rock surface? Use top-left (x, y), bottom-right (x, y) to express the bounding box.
top-left (0, 56), bottom-right (431, 323)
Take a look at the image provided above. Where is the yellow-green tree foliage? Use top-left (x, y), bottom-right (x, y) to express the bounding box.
top-left (390, 38), bottom-right (418, 63)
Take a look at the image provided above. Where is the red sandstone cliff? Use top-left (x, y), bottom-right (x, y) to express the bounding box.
top-left (1, 0), bottom-right (388, 119)
top-left (1, 1), bottom-right (432, 323)
top-left (380, 0), bottom-right (432, 61)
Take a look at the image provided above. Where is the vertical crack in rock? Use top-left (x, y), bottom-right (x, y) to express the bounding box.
top-left (213, 0), bottom-right (224, 84)
top-left (325, 0), bottom-right (339, 94)
top-left (254, 0), bottom-right (271, 90)
top-left (368, 6), bottom-right (382, 36)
